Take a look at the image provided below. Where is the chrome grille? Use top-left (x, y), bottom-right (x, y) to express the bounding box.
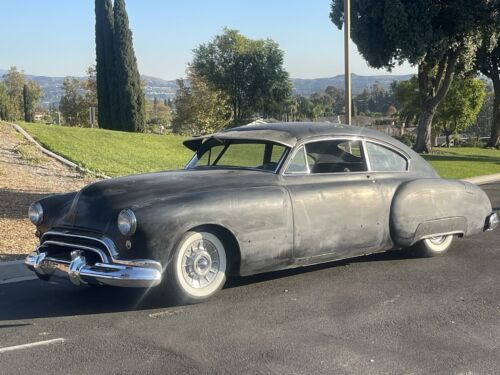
top-left (39, 231), bottom-right (116, 264)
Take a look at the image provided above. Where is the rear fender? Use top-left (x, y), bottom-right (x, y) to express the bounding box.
top-left (390, 179), bottom-right (492, 247)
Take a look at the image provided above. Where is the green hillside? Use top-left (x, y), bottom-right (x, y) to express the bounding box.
top-left (17, 122), bottom-right (500, 179)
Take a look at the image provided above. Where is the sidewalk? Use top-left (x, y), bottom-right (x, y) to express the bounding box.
top-left (463, 173), bottom-right (500, 185)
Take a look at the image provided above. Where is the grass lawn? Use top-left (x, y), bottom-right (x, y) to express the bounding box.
top-left (17, 122), bottom-right (192, 177)
top-left (14, 122), bottom-right (500, 179)
top-left (423, 148), bottom-right (500, 179)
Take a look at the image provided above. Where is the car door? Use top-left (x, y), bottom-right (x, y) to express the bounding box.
top-left (282, 138), bottom-right (389, 263)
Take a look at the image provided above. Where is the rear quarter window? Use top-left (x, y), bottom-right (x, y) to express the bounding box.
top-left (366, 142), bottom-right (408, 172)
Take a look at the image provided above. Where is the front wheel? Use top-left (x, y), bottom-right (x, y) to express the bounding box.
top-left (165, 231), bottom-right (227, 304)
top-left (412, 235), bottom-right (454, 257)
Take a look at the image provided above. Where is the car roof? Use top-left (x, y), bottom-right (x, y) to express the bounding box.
top-left (183, 122), bottom-right (405, 151)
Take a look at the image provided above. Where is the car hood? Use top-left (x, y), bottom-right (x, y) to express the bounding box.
top-left (59, 169), bottom-right (280, 231)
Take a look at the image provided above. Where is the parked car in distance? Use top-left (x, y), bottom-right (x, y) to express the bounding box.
top-left (25, 123), bottom-right (499, 304)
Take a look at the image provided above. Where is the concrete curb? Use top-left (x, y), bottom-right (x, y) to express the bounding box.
top-left (462, 174), bottom-right (500, 185)
top-left (8, 122), bottom-right (110, 179)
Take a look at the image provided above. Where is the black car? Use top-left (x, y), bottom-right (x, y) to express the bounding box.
top-left (25, 123), bottom-right (498, 303)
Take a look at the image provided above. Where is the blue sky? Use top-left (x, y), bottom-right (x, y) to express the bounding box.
top-left (0, 0), bottom-right (415, 79)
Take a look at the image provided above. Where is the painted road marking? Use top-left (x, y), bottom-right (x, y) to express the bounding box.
top-left (0, 260), bottom-right (25, 266)
top-left (0, 276), bottom-right (38, 285)
top-left (149, 308), bottom-right (185, 318)
top-left (0, 338), bottom-right (65, 353)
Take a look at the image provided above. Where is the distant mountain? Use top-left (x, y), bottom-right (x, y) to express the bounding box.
top-left (291, 73), bottom-right (413, 96)
top-left (1, 69), bottom-right (414, 107)
top-left (0, 70), bottom-right (181, 107)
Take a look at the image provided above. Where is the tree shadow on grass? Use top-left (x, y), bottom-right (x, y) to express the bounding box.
top-left (0, 189), bottom-right (51, 220)
top-left (423, 154), bottom-right (500, 164)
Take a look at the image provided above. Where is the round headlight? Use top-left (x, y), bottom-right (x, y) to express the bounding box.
top-left (28, 202), bottom-right (43, 225)
top-left (117, 209), bottom-right (137, 236)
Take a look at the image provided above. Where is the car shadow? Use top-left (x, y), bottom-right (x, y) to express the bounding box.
top-left (0, 249), bottom-right (416, 322)
top-left (226, 249), bottom-right (418, 288)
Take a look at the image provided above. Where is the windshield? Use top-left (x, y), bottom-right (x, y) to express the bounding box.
top-left (186, 139), bottom-right (289, 172)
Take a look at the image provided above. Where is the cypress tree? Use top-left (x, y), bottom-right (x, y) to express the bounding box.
top-left (23, 84), bottom-right (32, 122)
top-left (113, 0), bottom-right (146, 132)
top-left (95, 0), bottom-right (117, 129)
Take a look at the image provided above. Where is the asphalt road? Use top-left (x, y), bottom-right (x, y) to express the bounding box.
top-left (1, 183), bottom-right (499, 375)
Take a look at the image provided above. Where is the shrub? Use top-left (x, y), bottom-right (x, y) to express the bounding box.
top-left (463, 138), bottom-right (486, 148)
top-left (394, 133), bottom-right (416, 147)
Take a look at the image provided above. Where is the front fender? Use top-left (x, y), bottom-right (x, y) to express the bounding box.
top-left (35, 192), bottom-right (78, 234)
top-left (130, 186), bottom-right (294, 275)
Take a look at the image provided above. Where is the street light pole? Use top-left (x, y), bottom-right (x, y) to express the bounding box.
top-left (344, 0), bottom-right (351, 125)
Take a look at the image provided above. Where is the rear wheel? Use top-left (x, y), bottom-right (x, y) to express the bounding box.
top-left (412, 235), bottom-right (454, 257)
top-left (165, 231), bottom-right (227, 304)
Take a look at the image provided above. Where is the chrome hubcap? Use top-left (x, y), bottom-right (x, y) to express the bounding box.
top-left (428, 236), bottom-right (446, 245)
top-left (181, 239), bottom-right (220, 288)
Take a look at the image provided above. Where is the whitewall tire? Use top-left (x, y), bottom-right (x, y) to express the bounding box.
top-left (167, 231), bottom-right (227, 304)
top-left (413, 235), bottom-right (454, 257)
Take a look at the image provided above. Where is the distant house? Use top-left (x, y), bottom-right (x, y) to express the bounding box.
top-left (317, 115), bottom-right (403, 137)
top-left (34, 112), bottom-right (46, 121)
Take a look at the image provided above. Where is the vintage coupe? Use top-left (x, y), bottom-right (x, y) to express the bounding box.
top-left (25, 123), bottom-right (498, 303)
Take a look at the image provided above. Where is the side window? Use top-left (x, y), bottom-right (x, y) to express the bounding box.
top-left (217, 143), bottom-right (266, 168)
top-left (305, 140), bottom-right (367, 174)
top-left (286, 146), bottom-right (309, 173)
top-left (197, 145), bottom-right (224, 166)
top-left (366, 142), bottom-right (408, 172)
top-left (270, 144), bottom-right (286, 163)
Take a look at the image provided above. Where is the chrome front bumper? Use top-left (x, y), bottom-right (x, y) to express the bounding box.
top-left (25, 250), bottom-right (162, 288)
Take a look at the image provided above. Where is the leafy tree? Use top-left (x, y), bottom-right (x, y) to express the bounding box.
top-left (292, 95), bottom-right (323, 121)
top-left (95, 0), bottom-right (117, 129)
top-left (191, 28), bottom-right (292, 123)
top-left (391, 77), bottom-right (420, 127)
top-left (146, 96), bottom-right (172, 126)
top-left (0, 83), bottom-right (9, 120)
top-left (84, 66), bottom-right (98, 110)
top-left (59, 78), bottom-right (92, 126)
top-left (392, 76), bottom-right (486, 147)
top-left (473, 88), bottom-right (494, 139)
top-left (330, 0), bottom-right (493, 153)
top-left (385, 105), bottom-right (397, 117)
top-left (352, 83), bottom-right (395, 115)
top-left (433, 77), bottom-right (486, 147)
top-left (58, 67), bottom-right (98, 127)
top-left (310, 86), bottom-right (344, 117)
top-left (353, 89), bottom-right (371, 115)
top-left (113, 0), bottom-right (146, 132)
top-left (46, 103), bottom-right (60, 125)
top-left (476, 28), bottom-right (500, 147)
top-left (172, 73), bottom-right (231, 135)
top-left (2, 66), bottom-right (25, 120)
top-left (22, 81), bottom-right (42, 122)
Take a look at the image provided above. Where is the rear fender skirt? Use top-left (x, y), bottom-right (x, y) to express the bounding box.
top-left (411, 217), bottom-right (466, 246)
top-left (390, 179), bottom-right (492, 248)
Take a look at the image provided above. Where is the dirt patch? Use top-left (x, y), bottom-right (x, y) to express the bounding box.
top-left (0, 122), bottom-right (99, 261)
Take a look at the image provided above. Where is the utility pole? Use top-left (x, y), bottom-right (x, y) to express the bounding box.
top-left (89, 107), bottom-right (96, 128)
top-left (344, 0), bottom-right (351, 125)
